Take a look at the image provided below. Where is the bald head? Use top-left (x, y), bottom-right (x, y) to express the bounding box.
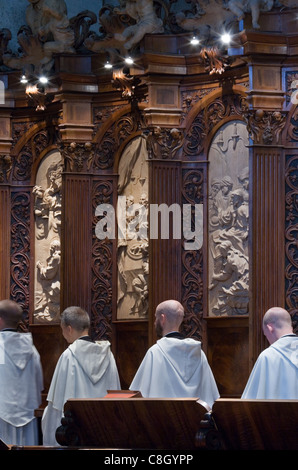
top-left (155, 300), bottom-right (184, 337)
top-left (0, 299), bottom-right (23, 330)
top-left (262, 307), bottom-right (293, 344)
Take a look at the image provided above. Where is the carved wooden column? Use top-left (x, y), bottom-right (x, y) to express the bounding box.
top-left (245, 49), bottom-right (287, 366)
top-left (0, 184), bottom-right (10, 300)
top-left (60, 142), bottom-right (93, 313)
top-left (149, 158), bottom-right (182, 343)
top-left (0, 108), bottom-right (12, 300)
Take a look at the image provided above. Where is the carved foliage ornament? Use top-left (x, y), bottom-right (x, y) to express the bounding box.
top-left (60, 141), bottom-right (94, 173)
top-left (184, 93), bottom-right (248, 157)
top-left (181, 168), bottom-right (204, 340)
top-left (245, 109), bottom-right (287, 145)
top-left (91, 180), bottom-right (114, 341)
top-left (285, 154), bottom-right (298, 333)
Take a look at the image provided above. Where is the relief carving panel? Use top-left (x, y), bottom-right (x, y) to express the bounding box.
top-left (33, 150), bottom-right (62, 323)
top-left (117, 135), bottom-right (149, 320)
top-left (208, 121), bottom-right (249, 316)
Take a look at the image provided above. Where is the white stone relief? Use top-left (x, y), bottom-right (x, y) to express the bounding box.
top-left (208, 121), bottom-right (249, 316)
top-left (33, 150), bottom-right (62, 322)
top-left (117, 136), bottom-right (149, 320)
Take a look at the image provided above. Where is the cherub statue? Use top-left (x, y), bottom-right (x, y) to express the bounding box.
top-left (26, 0), bottom-right (75, 64)
top-left (113, 0), bottom-right (164, 50)
top-left (224, 0), bottom-right (274, 29)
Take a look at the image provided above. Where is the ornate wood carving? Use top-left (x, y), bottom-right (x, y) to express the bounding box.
top-left (91, 179), bottom-right (115, 341)
top-left (10, 191), bottom-right (31, 326)
top-left (60, 141), bottom-right (94, 173)
top-left (93, 113), bottom-right (141, 170)
top-left (184, 93), bottom-right (247, 158)
top-left (245, 109), bottom-right (287, 146)
top-left (146, 126), bottom-right (183, 160)
top-left (181, 168), bottom-right (205, 340)
top-left (285, 153), bottom-right (298, 333)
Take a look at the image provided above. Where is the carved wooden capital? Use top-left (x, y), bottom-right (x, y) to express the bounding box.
top-left (60, 141), bottom-right (95, 172)
top-left (245, 109), bottom-right (287, 145)
top-left (145, 126), bottom-right (184, 160)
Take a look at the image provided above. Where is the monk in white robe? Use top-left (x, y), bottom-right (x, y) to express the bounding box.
top-left (130, 300), bottom-right (219, 409)
top-left (41, 306), bottom-right (120, 446)
top-left (242, 306), bottom-right (298, 399)
top-left (0, 300), bottom-right (43, 446)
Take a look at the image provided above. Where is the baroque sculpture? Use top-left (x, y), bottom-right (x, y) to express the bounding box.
top-left (0, 0), bottom-right (291, 76)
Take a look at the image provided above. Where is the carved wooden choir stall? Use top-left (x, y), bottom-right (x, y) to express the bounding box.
top-left (0, 0), bottom-right (297, 450)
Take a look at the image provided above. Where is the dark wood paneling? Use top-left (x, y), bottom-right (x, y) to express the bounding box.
top-left (207, 317), bottom-right (249, 397)
top-left (114, 321), bottom-right (148, 389)
top-left (30, 324), bottom-right (67, 393)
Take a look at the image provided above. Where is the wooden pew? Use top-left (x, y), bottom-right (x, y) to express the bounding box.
top-left (199, 398), bottom-right (298, 450)
top-left (55, 397), bottom-right (209, 449)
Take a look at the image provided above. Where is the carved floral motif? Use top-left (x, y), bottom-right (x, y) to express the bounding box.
top-left (10, 191), bottom-right (31, 326)
top-left (181, 168), bottom-right (204, 340)
top-left (184, 93), bottom-right (248, 157)
top-left (285, 154), bottom-right (298, 333)
top-left (91, 180), bottom-right (114, 341)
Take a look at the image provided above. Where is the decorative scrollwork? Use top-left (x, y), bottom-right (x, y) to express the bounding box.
top-left (181, 168), bottom-right (204, 340)
top-left (10, 192), bottom-right (31, 326)
top-left (285, 154), bottom-right (298, 333)
top-left (94, 114), bottom-right (140, 170)
top-left (184, 93), bottom-right (247, 158)
top-left (91, 180), bottom-right (114, 341)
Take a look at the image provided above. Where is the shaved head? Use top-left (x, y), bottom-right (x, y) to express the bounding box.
top-left (263, 307), bottom-right (292, 329)
top-left (155, 300), bottom-right (184, 337)
top-left (0, 299), bottom-right (23, 329)
top-left (262, 307), bottom-right (293, 344)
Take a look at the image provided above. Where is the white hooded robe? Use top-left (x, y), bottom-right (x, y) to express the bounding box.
top-left (242, 335), bottom-right (298, 399)
top-left (41, 338), bottom-right (120, 446)
top-left (129, 337), bottom-right (219, 409)
top-left (0, 331), bottom-right (43, 446)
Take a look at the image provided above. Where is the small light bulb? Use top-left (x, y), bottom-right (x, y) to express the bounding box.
top-left (104, 61), bottom-right (113, 69)
top-left (125, 56), bottom-right (133, 65)
top-left (20, 74), bottom-right (28, 84)
top-left (221, 33), bottom-right (231, 45)
top-left (190, 36), bottom-right (200, 45)
top-left (39, 76), bottom-right (48, 84)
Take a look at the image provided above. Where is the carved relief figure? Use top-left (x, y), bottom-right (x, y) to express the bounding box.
top-left (114, 0), bottom-right (164, 50)
top-left (35, 238), bottom-right (61, 321)
top-left (209, 240), bottom-right (249, 315)
top-left (208, 121), bottom-right (249, 316)
top-left (33, 152), bottom-right (62, 323)
top-left (117, 136), bottom-right (149, 320)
